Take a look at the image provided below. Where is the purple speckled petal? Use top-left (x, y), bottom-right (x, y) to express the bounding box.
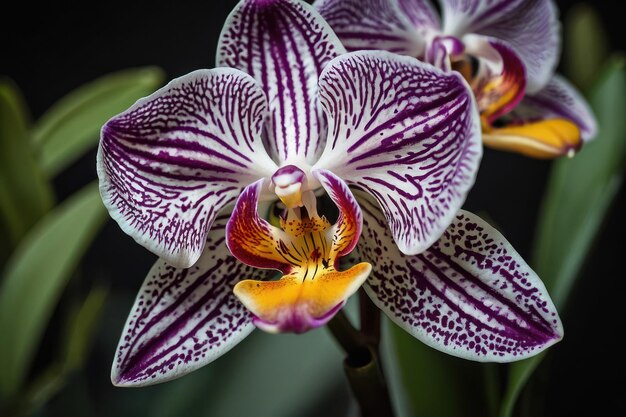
top-left (112, 216), bottom-right (275, 387)
top-left (511, 75), bottom-right (597, 142)
top-left (97, 69), bottom-right (278, 268)
top-left (440, 0), bottom-right (559, 92)
top-left (313, 51), bottom-right (482, 256)
top-left (357, 195), bottom-right (563, 361)
top-left (217, 0), bottom-right (345, 165)
top-left (314, 0), bottom-right (426, 56)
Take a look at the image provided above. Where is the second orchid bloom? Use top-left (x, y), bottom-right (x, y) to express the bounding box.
top-left (98, 0), bottom-right (563, 387)
top-left (316, 0), bottom-right (597, 158)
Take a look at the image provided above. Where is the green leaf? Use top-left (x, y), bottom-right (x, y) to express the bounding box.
top-left (62, 286), bottom-right (109, 371)
top-left (534, 56), bottom-right (626, 307)
top-left (150, 330), bottom-right (345, 417)
top-left (564, 4), bottom-right (609, 92)
top-left (498, 57), bottom-right (626, 417)
top-left (387, 321), bottom-right (489, 417)
top-left (31, 67), bottom-right (165, 177)
top-left (0, 78), bottom-right (55, 251)
top-left (0, 182), bottom-right (108, 399)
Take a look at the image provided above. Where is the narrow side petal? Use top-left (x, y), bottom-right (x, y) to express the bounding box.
top-left (97, 69), bottom-right (277, 268)
top-left (469, 38), bottom-right (526, 125)
top-left (314, 51), bottom-right (482, 256)
top-left (313, 169), bottom-right (362, 259)
top-left (225, 180), bottom-right (293, 273)
top-left (314, 0), bottom-right (426, 57)
top-left (217, 0), bottom-right (345, 165)
top-left (441, 0), bottom-right (559, 92)
top-left (512, 75), bottom-right (597, 142)
top-left (111, 216), bottom-right (274, 387)
top-left (358, 195), bottom-right (563, 362)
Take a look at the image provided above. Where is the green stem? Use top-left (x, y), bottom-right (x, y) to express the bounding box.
top-left (327, 310), bottom-right (394, 417)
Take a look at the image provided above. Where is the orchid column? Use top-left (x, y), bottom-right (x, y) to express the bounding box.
top-left (97, 1), bottom-right (563, 411)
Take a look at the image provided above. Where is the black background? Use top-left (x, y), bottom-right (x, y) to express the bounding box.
top-left (2, 1), bottom-right (624, 416)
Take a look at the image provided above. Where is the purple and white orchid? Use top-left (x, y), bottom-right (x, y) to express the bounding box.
top-left (98, 0), bottom-right (562, 387)
top-left (315, 0), bottom-right (597, 158)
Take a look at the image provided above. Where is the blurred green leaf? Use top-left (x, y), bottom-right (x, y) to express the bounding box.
top-left (0, 182), bottom-right (107, 399)
top-left (32, 67), bottom-right (165, 177)
top-left (63, 286), bottom-right (109, 371)
top-left (534, 56), bottom-right (626, 307)
top-left (0, 78), bottom-right (55, 251)
top-left (388, 321), bottom-right (488, 417)
top-left (564, 3), bottom-right (609, 92)
top-left (499, 57), bottom-right (626, 417)
top-left (149, 330), bottom-right (346, 417)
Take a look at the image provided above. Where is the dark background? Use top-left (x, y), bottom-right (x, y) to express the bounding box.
top-left (2, 1), bottom-right (624, 416)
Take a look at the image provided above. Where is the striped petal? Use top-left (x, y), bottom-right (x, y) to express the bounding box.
top-left (397, 0), bottom-right (440, 29)
top-left (440, 0), bottom-right (559, 92)
top-left (314, 0), bottom-right (426, 56)
top-left (471, 38), bottom-right (526, 125)
top-left (314, 51), bottom-right (482, 256)
top-left (511, 75), bottom-right (597, 142)
top-left (358, 195), bottom-right (563, 361)
top-left (217, 0), bottom-right (345, 165)
top-left (226, 175), bottom-right (370, 333)
top-left (98, 69), bottom-right (277, 268)
top-left (112, 216), bottom-right (274, 387)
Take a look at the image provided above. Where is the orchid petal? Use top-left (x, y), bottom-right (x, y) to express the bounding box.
top-left (471, 39), bottom-right (526, 125)
top-left (314, 0), bottom-right (426, 57)
top-left (217, 0), bottom-right (345, 165)
top-left (440, 0), bottom-right (559, 92)
top-left (483, 119), bottom-right (582, 159)
top-left (226, 180), bottom-right (292, 274)
top-left (314, 51), bottom-right (482, 255)
top-left (97, 69), bottom-right (277, 268)
top-left (397, 0), bottom-right (441, 29)
top-left (111, 216), bottom-right (274, 387)
top-left (358, 195), bottom-right (563, 361)
top-left (226, 178), bottom-right (370, 333)
top-left (512, 75), bottom-right (597, 142)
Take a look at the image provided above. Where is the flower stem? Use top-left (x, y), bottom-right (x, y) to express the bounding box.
top-left (327, 309), bottom-right (394, 417)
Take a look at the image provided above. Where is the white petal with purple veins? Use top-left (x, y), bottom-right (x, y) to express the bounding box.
top-left (513, 75), bottom-right (597, 142)
top-left (357, 195), bottom-right (563, 362)
top-left (314, 0), bottom-right (426, 56)
top-left (97, 69), bottom-right (277, 268)
top-left (314, 51), bottom-right (482, 255)
top-left (112, 216), bottom-right (275, 387)
top-left (217, 0), bottom-right (345, 165)
top-left (440, 0), bottom-right (559, 92)
top-left (397, 0), bottom-right (440, 29)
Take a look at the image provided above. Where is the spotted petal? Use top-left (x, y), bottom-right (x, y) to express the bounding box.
top-left (314, 51), bottom-right (482, 255)
top-left (112, 216), bottom-right (274, 386)
top-left (440, 0), bottom-right (559, 93)
top-left (98, 69), bottom-right (277, 268)
top-left (314, 0), bottom-right (427, 57)
top-left (358, 195), bottom-right (563, 361)
top-left (511, 75), bottom-right (597, 142)
top-left (217, 0), bottom-right (345, 165)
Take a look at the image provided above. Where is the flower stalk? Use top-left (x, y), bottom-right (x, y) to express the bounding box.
top-left (327, 306), bottom-right (394, 417)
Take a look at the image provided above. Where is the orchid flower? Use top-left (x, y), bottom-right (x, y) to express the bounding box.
top-left (98, 0), bottom-right (562, 387)
top-left (315, 0), bottom-right (597, 158)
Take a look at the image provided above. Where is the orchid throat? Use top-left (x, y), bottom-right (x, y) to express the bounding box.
top-left (227, 165), bottom-right (371, 334)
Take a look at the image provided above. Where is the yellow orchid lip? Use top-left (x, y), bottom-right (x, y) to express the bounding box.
top-left (226, 169), bottom-right (371, 333)
top-left (482, 118), bottom-right (582, 159)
